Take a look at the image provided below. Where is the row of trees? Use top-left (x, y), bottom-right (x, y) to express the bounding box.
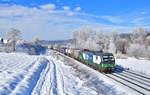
top-left (73, 26), bottom-right (110, 51)
top-left (2, 27), bottom-right (150, 58)
top-left (1, 28), bottom-right (45, 54)
top-left (113, 27), bottom-right (150, 58)
top-left (72, 26), bottom-right (150, 59)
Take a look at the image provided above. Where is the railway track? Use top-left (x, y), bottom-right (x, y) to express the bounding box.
top-left (115, 68), bottom-right (150, 84)
top-left (105, 73), bottom-right (150, 95)
top-left (54, 51), bottom-right (150, 95)
top-left (105, 67), bottom-right (150, 95)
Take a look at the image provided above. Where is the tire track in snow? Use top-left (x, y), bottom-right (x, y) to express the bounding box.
top-left (49, 59), bottom-right (65, 95)
top-left (54, 60), bottom-right (66, 95)
top-left (31, 59), bottom-right (51, 95)
top-left (10, 56), bottom-right (65, 95)
top-left (11, 57), bottom-right (49, 95)
top-left (0, 59), bottom-right (38, 95)
top-left (49, 60), bottom-right (58, 95)
top-left (56, 65), bottom-right (65, 94)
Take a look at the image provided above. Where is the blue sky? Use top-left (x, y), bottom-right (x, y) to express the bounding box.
top-left (0, 0), bottom-right (150, 40)
top-left (1, 0), bottom-right (150, 16)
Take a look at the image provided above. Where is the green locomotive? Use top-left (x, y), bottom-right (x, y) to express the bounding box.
top-left (78, 50), bottom-right (115, 72)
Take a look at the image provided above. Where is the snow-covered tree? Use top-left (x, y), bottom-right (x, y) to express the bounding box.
top-left (131, 27), bottom-right (146, 44)
top-left (6, 28), bottom-right (21, 41)
top-left (6, 28), bottom-right (21, 51)
top-left (127, 44), bottom-right (147, 58)
top-left (147, 46), bottom-right (150, 59)
top-left (145, 36), bottom-right (150, 47)
top-left (72, 26), bottom-right (149, 59)
top-left (74, 26), bottom-right (110, 51)
top-left (126, 27), bottom-right (150, 58)
top-left (73, 26), bottom-right (111, 52)
top-left (109, 31), bottom-right (119, 42)
top-left (108, 31), bottom-right (120, 54)
top-left (95, 32), bottom-right (108, 51)
top-left (115, 38), bottom-right (129, 54)
top-left (73, 26), bottom-right (96, 50)
top-left (85, 37), bottom-right (99, 51)
top-left (32, 36), bottom-right (40, 44)
top-left (109, 40), bottom-right (116, 54)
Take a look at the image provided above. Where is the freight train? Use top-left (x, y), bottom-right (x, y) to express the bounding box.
top-left (53, 47), bottom-right (115, 73)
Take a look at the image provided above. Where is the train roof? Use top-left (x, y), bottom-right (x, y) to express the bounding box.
top-left (102, 53), bottom-right (113, 56)
top-left (82, 51), bottom-right (113, 56)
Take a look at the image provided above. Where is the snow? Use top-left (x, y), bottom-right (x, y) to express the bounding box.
top-left (3, 40), bottom-right (8, 44)
top-left (0, 51), bottom-right (147, 95)
top-left (116, 57), bottom-right (150, 75)
top-left (0, 53), bottom-right (37, 95)
top-left (12, 58), bottom-right (49, 95)
top-left (49, 51), bottom-right (127, 95)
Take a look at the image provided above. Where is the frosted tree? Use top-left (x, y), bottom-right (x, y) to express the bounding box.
top-left (147, 46), bottom-right (150, 59)
top-left (73, 26), bottom-right (112, 52)
top-left (131, 27), bottom-right (146, 44)
top-left (109, 31), bottom-right (119, 42)
top-left (6, 28), bottom-right (21, 51)
top-left (85, 37), bottom-right (99, 51)
top-left (108, 31), bottom-right (120, 54)
top-left (145, 35), bottom-right (150, 47)
top-left (95, 32), bottom-right (105, 51)
top-left (73, 26), bottom-right (95, 49)
top-left (32, 36), bottom-right (40, 44)
top-left (127, 44), bottom-right (147, 58)
top-left (115, 38), bottom-right (129, 54)
top-left (109, 40), bottom-right (116, 54)
top-left (127, 27), bottom-right (149, 58)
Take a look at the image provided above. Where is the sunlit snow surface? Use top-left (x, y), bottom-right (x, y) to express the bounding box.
top-left (0, 52), bottom-right (128, 95)
top-left (116, 58), bottom-right (150, 75)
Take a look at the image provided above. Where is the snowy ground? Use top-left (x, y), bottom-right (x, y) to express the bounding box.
top-left (0, 52), bottom-right (129, 95)
top-left (1, 51), bottom-right (149, 95)
top-left (116, 57), bottom-right (150, 75)
top-left (47, 53), bottom-right (126, 95)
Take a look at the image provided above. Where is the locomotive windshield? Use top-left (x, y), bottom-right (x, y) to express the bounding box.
top-left (102, 53), bottom-right (115, 63)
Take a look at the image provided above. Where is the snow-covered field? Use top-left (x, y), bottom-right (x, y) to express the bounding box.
top-left (116, 57), bottom-right (150, 75)
top-left (0, 52), bottom-right (127, 95)
top-left (0, 51), bottom-right (149, 95)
